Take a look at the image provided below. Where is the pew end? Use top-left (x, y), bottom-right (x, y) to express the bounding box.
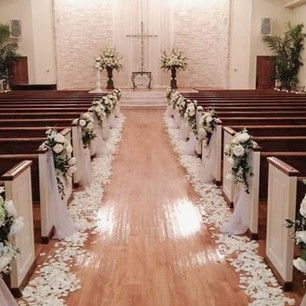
top-left (1, 160), bottom-right (36, 297)
top-left (265, 157), bottom-right (300, 290)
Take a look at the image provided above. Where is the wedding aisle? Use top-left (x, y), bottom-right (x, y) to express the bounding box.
top-left (64, 109), bottom-right (248, 306)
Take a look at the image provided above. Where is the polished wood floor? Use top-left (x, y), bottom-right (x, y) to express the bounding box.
top-left (31, 110), bottom-right (300, 305)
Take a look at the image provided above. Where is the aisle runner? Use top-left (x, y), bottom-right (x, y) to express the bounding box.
top-left (164, 116), bottom-right (295, 306)
top-left (19, 117), bottom-right (125, 306)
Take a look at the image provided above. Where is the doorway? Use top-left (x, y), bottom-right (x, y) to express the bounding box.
top-left (256, 56), bottom-right (276, 89)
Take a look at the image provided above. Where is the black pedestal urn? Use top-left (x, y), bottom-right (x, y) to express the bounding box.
top-left (170, 67), bottom-right (178, 89)
top-left (106, 67), bottom-right (115, 90)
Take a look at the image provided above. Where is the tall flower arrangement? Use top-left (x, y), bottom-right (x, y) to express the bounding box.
top-left (0, 187), bottom-right (24, 273)
top-left (225, 129), bottom-right (255, 193)
top-left (99, 47), bottom-right (123, 90)
top-left (44, 129), bottom-right (77, 197)
top-left (72, 113), bottom-right (96, 149)
top-left (161, 48), bottom-right (187, 71)
top-left (161, 48), bottom-right (187, 89)
top-left (197, 108), bottom-right (220, 147)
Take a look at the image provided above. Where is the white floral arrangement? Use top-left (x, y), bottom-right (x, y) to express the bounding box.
top-left (161, 48), bottom-right (187, 71)
top-left (225, 129), bottom-right (255, 193)
top-left (287, 195), bottom-right (306, 274)
top-left (175, 95), bottom-right (188, 117)
top-left (184, 101), bottom-right (197, 133)
top-left (44, 129), bottom-right (77, 197)
top-left (197, 107), bottom-right (221, 147)
top-left (72, 113), bottom-right (96, 149)
top-left (89, 89), bottom-right (121, 124)
top-left (89, 100), bottom-right (107, 126)
top-left (99, 47), bottom-right (123, 71)
top-left (169, 91), bottom-right (182, 108)
top-left (0, 187), bottom-right (24, 273)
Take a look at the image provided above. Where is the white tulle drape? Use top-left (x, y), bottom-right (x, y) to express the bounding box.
top-left (47, 150), bottom-right (76, 239)
top-left (91, 114), bottom-right (110, 157)
top-left (199, 130), bottom-right (217, 183)
top-left (75, 128), bottom-right (91, 187)
top-left (0, 278), bottom-right (17, 306)
top-left (221, 184), bottom-right (250, 235)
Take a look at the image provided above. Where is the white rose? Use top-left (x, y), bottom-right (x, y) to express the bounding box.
top-left (300, 198), bottom-right (306, 218)
top-left (198, 128), bottom-right (207, 138)
top-left (293, 257), bottom-right (306, 274)
top-left (54, 133), bottom-right (66, 144)
top-left (82, 113), bottom-right (91, 120)
top-left (206, 116), bottom-right (213, 124)
top-left (236, 132), bottom-right (250, 143)
top-left (197, 106), bottom-right (203, 112)
top-left (53, 144), bottom-right (64, 154)
top-left (227, 157), bottom-right (235, 166)
top-left (232, 144), bottom-right (245, 157)
top-left (86, 122), bottom-right (93, 130)
top-left (79, 119), bottom-right (86, 127)
top-left (66, 145), bottom-right (73, 154)
top-left (10, 217), bottom-right (24, 235)
top-left (4, 200), bottom-right (17, 217)
top-left (296, 231), bottom-right (306, 244)
top-left (68, 157), bottom-right (76, 166)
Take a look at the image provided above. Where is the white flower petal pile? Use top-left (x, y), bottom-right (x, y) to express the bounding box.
top-left (164, 115), bottom-right (295, 306)
top-left (19, 116), bottom-right (125, 306)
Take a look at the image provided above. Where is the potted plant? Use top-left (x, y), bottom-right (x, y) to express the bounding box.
top-left (263, 23), bottom-right (306, 91)
top-left (161, 48), bottom-right (187, 89)
top-left (0, 24), bottom-right (19, 91)
top-left (99, 47), bottom-right (123, 90)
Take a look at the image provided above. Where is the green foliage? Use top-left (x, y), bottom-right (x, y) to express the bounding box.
top-left (0, 24), bottom-right (19, 80)
top-left (263, 23), bottom-right (306, 90)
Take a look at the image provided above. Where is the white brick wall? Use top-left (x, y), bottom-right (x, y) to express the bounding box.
top-left (172, 0), bottom-right (230, 88)
top-left (53, 0), bottom-right (230, 89)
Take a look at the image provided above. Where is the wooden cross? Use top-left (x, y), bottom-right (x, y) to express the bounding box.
top-left (127, 22), bottom-right (158, 72)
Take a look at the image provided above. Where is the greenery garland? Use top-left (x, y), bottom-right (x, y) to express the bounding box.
top-left (225, 129), bottom-right (255, 193)
top-left (72, 113), bottom-right (96, 148)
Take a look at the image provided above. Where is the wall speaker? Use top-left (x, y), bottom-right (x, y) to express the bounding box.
top-left (261, 18), bottom-right (273, 36)
top-left (10, 19), bottom-right (22, 38)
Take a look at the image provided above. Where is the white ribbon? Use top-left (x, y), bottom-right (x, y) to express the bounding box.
top-left (47, 150), bottom-right (76, 239)
top-left (199, 130), bottom-right (217, 183)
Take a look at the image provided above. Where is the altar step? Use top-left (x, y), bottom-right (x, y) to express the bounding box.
top-left (120, 90), bottom-right (166, 108)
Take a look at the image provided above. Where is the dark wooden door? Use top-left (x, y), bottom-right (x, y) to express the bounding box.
top-left (9, 56), bottom-right (28, 85)
top-left (256, 56), bottom-right (276, 89)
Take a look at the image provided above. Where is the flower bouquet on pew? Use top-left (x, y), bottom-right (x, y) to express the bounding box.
top-left (89, 100), bottom-right (107, 126)
top-left (184, 101), bottom-right (197, 134)
top-left (44, 129), bottom-right (77, 197)
top-left (197, 108), bottom-right (220, 148)
top-left (0, 187), bottom-right (24, 274)
top-left (225, 129), bottom-right (255, 194)
top-left (72, 113), bottom-right (96, 149)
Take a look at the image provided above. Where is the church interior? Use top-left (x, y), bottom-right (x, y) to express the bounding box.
top-left (1, 0), bottom-right (306, 305)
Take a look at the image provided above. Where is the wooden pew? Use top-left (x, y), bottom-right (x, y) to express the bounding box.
top-left (266, 156), bottom-right (306, 289)
top-left (0, 128), bottom-right (73, 243)
top-left (1, 161), bottom-right (36, 297)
